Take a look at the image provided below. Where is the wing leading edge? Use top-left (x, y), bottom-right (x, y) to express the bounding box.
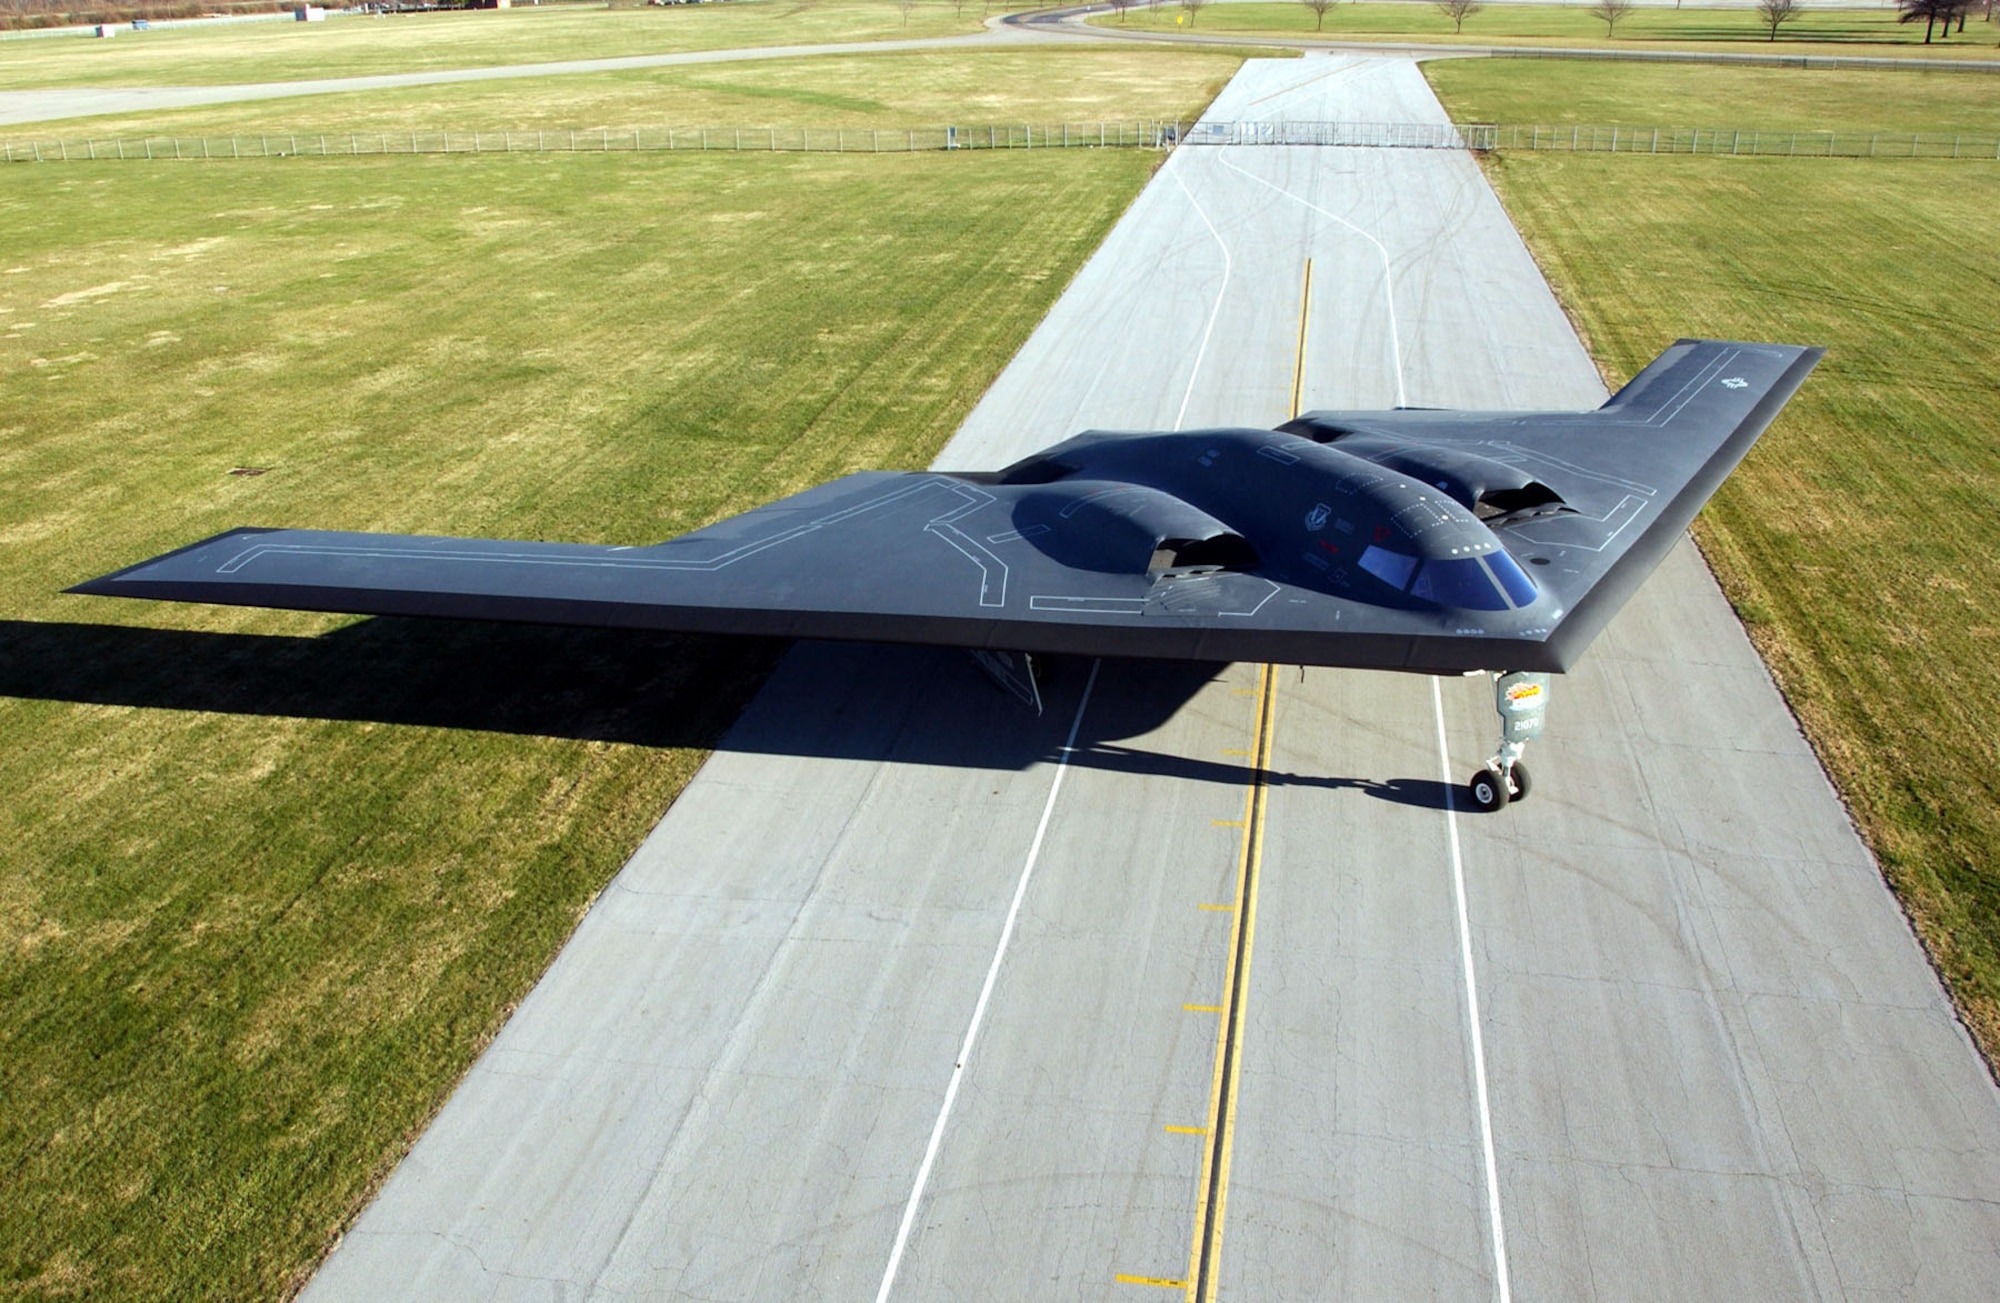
top-left (72, 339), bottom-right (1821, 675)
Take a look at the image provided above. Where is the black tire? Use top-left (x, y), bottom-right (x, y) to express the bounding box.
top-left (1468, 767), bottom-right (1508, 812)
top-left (1507, 761), bottom-right (1531, 802)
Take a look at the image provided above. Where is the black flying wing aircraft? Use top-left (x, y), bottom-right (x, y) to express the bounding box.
top-left (75, 338), bottom-right (1821, 810)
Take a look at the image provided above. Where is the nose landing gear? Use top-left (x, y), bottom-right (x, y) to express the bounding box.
top-left (1467, 671), bottom-right (1548, 813)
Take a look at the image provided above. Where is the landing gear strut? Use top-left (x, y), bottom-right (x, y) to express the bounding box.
top-left (1467, 670), bottom-right (1548, 813)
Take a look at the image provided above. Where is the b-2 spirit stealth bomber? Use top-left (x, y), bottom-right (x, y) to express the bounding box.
top-left (75, 338), bottom-right (1822, 811)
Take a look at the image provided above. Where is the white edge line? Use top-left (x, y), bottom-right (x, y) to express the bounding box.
top-left (1215, 152), bottom-right (1407, 408)
top-left (874, 657), bottom-right (1103, 1303)
top-left (1431, 676), bottom-right (1511, 1303)
top-left (1170, 166), bottom-right (1232, 433)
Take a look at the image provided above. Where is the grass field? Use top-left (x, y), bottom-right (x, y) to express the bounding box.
top-left (0, 138), bottom-right (1179, 1297)
top-left (1417, 62), bottom-right (2000, 1064)
top-left (1097, 0), bottom-right (2000, 56)
top-left (0, 0), bottom-right (988, 89)
top-left (9, 45), bottom-right (1244, 137)
top-left (1426, 58), bottom-right (2000, 133)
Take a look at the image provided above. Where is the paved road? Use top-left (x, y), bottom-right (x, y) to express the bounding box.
top-left (0, 26), bottom-right (1054, 129)
top-left (1024, 5), bottom-right (2000, 74)
top-left (304, 55), bottom-right (2000, 1301)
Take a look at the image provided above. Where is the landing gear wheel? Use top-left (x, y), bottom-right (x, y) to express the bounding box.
top-left (1506, 761), bottom-right (1531, 803)
top-left (1468, 766), bottom-right (1509, 812)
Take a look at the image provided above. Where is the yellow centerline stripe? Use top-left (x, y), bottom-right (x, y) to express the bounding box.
top-left (1179, 261), bottom-right (1308, 1302)
top-left (1185, 662), bottom-right (1277, 1301)
top-left (1289, 258), bottom-right (1314, 420)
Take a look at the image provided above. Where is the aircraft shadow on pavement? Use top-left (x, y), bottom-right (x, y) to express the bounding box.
top-left (1, 618), bottom-right (1450, 807)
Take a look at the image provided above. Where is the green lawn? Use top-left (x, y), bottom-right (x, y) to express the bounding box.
top-left (0, 141), bottom-right (1169, 1298)
top-left (1096, 0), bottom-right (2000, 57)
top-left (0, 0), bottom-right (988, 90)
top-left (1426, 58), bottom-right (2000, 134)
top-left (1443, 147), bottom-right (2000, 1065)
top-left (7, 45), bottom-right (1242, 137)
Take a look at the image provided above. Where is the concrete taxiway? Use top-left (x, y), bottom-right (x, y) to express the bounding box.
top-left (304, 55), bottom-right (2000, 1300)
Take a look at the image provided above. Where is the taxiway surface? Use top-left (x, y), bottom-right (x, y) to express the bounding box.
top-left (304, 55), bottom-right (2000, 1300)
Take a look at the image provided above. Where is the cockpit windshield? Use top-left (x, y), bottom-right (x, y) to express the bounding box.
top-left (1410, 557), bottom-right (1510, 610)
top-left (1358, 545), bottom-right (1538, 612)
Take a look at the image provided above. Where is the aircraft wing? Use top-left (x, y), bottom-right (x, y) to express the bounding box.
top-left (72, 339), bottom-right (1820, 675)
top-left (1283, 338), bottom-right (1824, 664)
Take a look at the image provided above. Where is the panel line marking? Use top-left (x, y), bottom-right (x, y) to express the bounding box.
top-left (1164, 1125), bottom-right (1209, 1136)
top-left (1186, 662), bottom-right (1277, 1301)
top-left (1116, 1274), bottom-right (1189, 1289)
top-left (1183, 1004), bottom-right (1222, 1014)
top-left (874, 659), bottom-right (1104, 1303)
top-left (1430, 676), bottom-right (1512, 1303)
top-left (1196, 903), bottom-right (1236, 912)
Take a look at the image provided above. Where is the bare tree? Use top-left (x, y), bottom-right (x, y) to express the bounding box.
top-left (1107, 0), bottom-right (1135, 20)
top-left (1587, 0), bottom-right (1634, 37)
top-left (897, 0), bottom-right (917, 24)
top-left (1898, 0), bottom-right (1972, 40)
top-left (1179, 0), bottom-right (1209, 24)
top-left (1755, 0), bottom-right (1800, 40)
top-left (1433, 0), bottom-right (1482, 33)
top-left (1301, 0), bottom-right (1335, 30)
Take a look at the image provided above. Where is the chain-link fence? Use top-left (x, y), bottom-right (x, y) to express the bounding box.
top-left (0, 121), bottom-right (1187, 163)
top-left (1181, 120), bottom-right (2000, 160)
top-left (1460, 123), bottom-right (2000, 160)
top-left (6, 119), bottom-right (1996, 164)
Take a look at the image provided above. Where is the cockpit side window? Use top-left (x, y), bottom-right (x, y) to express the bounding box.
top-left (1357, 545), bottom-right (1418, 591)
top-left (1484, 550), bottom-right (1539, 607)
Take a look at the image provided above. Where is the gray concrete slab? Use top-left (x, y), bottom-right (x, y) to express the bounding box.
top-left (305, 55), bottom-right (2000, 1302)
